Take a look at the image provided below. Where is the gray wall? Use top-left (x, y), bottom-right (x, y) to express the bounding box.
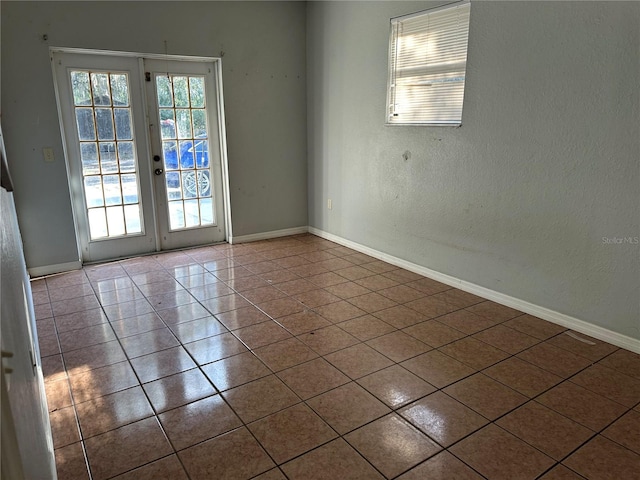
top-left (3, 1), bottom-right (639, 341)
top-left (1, 1), bottom-right (308, 269)
top-left (307, 1), bottom-right (640, 339)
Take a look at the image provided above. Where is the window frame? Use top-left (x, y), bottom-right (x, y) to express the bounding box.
top-left (386, 0), bottom-right (471, 127)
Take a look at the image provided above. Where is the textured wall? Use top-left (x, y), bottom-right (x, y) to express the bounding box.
top-left (1, 1), bottom-right (308, 269)
top-left (307, 1), bottom-right (640, 339)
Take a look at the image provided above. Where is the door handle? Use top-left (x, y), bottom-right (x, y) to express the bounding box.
top-left (154, 168), bottom-right (164, 176)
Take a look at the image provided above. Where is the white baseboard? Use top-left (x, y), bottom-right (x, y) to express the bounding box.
top-left (309, 227), bottom-right (640, 354)
top-left (230, 226), bottom-right (309, 245)
top-left (28, 260), bottom-right (82, 278)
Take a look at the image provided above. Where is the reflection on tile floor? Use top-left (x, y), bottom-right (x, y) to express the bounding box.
top-left (34, 234), bottom-right (640, 479)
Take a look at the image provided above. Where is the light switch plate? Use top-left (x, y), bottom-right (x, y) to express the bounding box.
top-left (43, 147), bottom-right (55, 162)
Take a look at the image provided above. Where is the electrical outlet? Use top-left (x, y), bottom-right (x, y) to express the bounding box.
top-left (327, 199), bottom-right (332, 210)
top-left (43, 147), bottom-right (55, 163)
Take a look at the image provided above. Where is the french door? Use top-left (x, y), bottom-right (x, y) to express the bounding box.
top-left (52, 50), bottom-right (228, 263)
top-left (144, 59), bottom-right (227, 250)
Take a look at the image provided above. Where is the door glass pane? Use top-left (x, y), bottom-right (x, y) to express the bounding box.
top-left (88, 208), bottom-right (108, 238)
top-left (176, 109), bottom-right (192, 139)
top-left (197, 170), bottom-right (211, 197)
top-left (192, 110), bottom-right (207, 137)
top-left (165, 172), bottom-right (181, 200)
top-left (168, 201), bottom-right (185, 229)
top-left (156, 76), bottom-right (173, 107)
top-left (121, 174), bottom-right (139, 204)
top-left (200, 198), bottom-right (213, 224)
top-left (106, 206), bottom-right (126, 236)
top-left (71, 70), bottom-right (144, 240)
top-left (118, 142), bottom-right (136, 172)
top-left (159, 110), bottom-right (176, 139)
top-left (155, 73), bottom-right (215, 231)
top-left (189, 77), bottom-right (205, 108)
top-left (80, 143), bottom-right (99, 175)
top-left (95, 109), bottom-right (115, 140)
top-left (91, 73), bottom-right (111, 105)
top-left (84, 177), bottom-right (104, 207)
top-left (194, 140), bottom-right (209, 168)
top-left (163, 141), bottom-right (178, 169)
top-left (103, 175), bottom-right (122, 206)
top-left (71, 71), bottom-right (92, 106)
top-left (181, 171), bottom-right (198, 199)
top-left (124, 204), bottom-right (142, 233)
top-left (99, 142), bottom-right (118, 174)
top-left (172, 76), bottom-right (189, 107)
top-left (75, 108), bottom-right (96, 141)
top-left (184, 199), bottom-right (200, 227)
top-left (178, 140), bottom-right (193, 169)
top-left (114, 109), bottom-right (132, 140)
top-left (110, 74), bottom-right (129, 106)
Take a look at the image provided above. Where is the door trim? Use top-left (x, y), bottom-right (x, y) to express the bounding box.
top-left (50, 47), bottom-right (233, 261)
top-left (213, 58), bottom-right (234, 245)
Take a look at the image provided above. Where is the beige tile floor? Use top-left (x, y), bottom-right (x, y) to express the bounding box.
top-left (33, 234), bottom-right (640, 479)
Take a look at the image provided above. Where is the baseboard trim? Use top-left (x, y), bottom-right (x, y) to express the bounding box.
top-left (230, 226), bottom-right (309, 245)
top-left (309, 227), bottom-right (640, 354)
top-left (28, 261), bottom-right (82, 278)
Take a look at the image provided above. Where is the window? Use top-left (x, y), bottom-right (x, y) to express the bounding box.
top-left (70, 70), bottom-right (144, 239)
top-left (386, 1), bottom-right (471, 126)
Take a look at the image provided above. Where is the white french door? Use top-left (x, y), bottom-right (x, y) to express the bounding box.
top-left (144, 59), bottom-right (226, 250)
top-left (52, 50), bottom-right (228, 262)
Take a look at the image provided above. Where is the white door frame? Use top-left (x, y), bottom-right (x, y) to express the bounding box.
top-left (50, 47), bottom-right (233, 262)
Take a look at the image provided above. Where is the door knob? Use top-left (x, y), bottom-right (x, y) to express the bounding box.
top-left (154, 168), bottom-right (164, 176)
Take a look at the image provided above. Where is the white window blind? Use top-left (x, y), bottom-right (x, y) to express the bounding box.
top-left (387, 1), bottom-right (471, 126)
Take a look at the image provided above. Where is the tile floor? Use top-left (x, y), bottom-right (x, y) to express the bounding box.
top-left (33, 234), bottom-right (640, 480)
